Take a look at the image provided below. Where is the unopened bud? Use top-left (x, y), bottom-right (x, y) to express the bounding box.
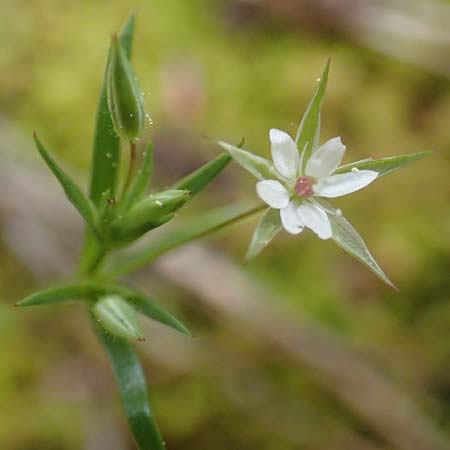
top-left (93, 295), bottom-right (143, 341)
top-left (106, 34), bottom-right (144, 141)
top-left (111, 189), bottom-right (190, 244)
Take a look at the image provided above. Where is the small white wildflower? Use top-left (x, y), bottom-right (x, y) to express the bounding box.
top-left (255, 129), bottom-right (378, 239)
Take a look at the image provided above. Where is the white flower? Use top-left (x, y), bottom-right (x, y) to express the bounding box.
top-left (256, 129), bottom-right (378, 239)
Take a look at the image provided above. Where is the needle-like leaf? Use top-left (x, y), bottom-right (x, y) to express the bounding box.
top-left (34, 134), bottom-right (99, 235)
top-left (172, 152), bottom-right (231, 196)
top-left (93, 319), bottom-right (165, 450)
top-left (16, 282), bottom-right (92, 307)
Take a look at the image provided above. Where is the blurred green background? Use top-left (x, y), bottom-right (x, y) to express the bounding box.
top-left (0, 0), bottom-right (449, 449)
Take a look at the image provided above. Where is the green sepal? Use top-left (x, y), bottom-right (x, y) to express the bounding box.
top-left (245, 208), bottom-right (282, 261)
top-left (173, 153), bottom-right (231, 196)
top-left (120, 142), bottom-right (154, 211)
top-left (335, 151), bottom-right (430, 177)
top-left (111, 189), bottom-right (190, 244)
top-left (16, 282), bottom-right (92, 307)
top-left (216, 141), bottom-right (277, 180)
top-left (93, 318), bottom-right (165, 450)
top-left (109, 202), bottom-right (265, 277)
top-left (93, 283), bottom-right (191, 336)
top-left (92, 295), bottom-right (143, 341)
top-left (106, 34), bottom-right (144, 141)
top-left (325, 206), bottom-right (397, 290)
top-left (89, 13), bottom-right (135, 206)
top-left (296, 60), bottom-right (330, 172)
top-left (33, 134), bottom-right (99, 237)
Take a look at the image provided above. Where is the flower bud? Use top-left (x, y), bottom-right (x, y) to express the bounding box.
top-left (106, 34), bottom-right (144, 141)
top-left (111, 189), bottom-right (191, 244)
top-left (92, 295), bottom-right (143, 341)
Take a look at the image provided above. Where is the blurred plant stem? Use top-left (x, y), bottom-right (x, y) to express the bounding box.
top-left (121, 140), bottom-right (138, 201)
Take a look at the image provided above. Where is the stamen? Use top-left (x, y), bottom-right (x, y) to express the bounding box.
top-left (295, 176), bottom-right (314, 198)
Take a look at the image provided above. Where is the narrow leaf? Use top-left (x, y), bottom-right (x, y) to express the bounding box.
top-left (95, 283), bottom-right (191, 336)
top-left (216, 141), bottom-right (278, 180)
top-left (172, 152), bottom-right (231, 196)
top-left (34, 134), bottom-right (99, 234)
top-left (335, 152), bottom-right (430, 177)
top-left (93, 318), bottom-right (165, 450)
top-left (93, 295), bottom-right (143, 340)
top-left (328, 212), bottom-right (397, 290)
top-left (121, 142), bottom-right (154, 210)
top-left (89, 13), bottom-right (136, 206)
top-left (109, 202), bottom-right (266, 277)
top-left (16, 282), bottom-right (91, 307)
top-left (245, 208), bottom-right (282, 260)
top-left (296, 60), bottom-right (330, 172)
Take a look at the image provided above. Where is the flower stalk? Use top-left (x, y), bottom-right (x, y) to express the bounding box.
top-left (121, 139), bottom-right (138, 200)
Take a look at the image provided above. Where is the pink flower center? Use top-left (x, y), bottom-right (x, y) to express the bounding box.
top-left (294, 176), bottom-right (314, 198)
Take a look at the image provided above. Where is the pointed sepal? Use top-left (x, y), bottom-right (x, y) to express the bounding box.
top-left (335, 151), bottom-right (430, 178)
top-left (327, 210), bottom-right (397, 290)
top-left (245, 208), bottom-right (282, 260)
top-left (216, 141), bottom-right (277, 180)
top-left (296, 60), bottom-right (330, 172)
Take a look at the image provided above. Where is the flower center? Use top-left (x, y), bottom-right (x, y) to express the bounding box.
top-left (294, 176), bottom-right (314, 198)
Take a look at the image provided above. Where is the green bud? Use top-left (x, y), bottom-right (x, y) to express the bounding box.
top-left (106, 34), bottom-right (144, 141)
top-left (111, 189), bottom-right (191, 244)
top-left (92, 295), bottom-right (143, 341)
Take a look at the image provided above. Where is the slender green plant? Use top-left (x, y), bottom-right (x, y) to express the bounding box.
top-left (16, 14), bottom-right (428, 450)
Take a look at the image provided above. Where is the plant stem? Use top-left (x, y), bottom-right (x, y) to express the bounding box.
top-left (108, 203), bottom-right (266, 278)
top-left (121, 140), bottom-right (138, 201)
top-left (78, 233), bottom-right (107, 277)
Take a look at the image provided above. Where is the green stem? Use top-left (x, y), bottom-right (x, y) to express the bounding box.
top-left (121, 140), bottom-right (138, 201)
top-left (108, 203), bottom-right (266, 278)
top-left (78, 233), bottom-right (107, 277)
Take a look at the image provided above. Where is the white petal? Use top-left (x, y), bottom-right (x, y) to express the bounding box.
top-left (297, 203), bottom-right (332, 240)
top-left (313, 170), bottom-right (378, 198)
top-left (270, 129), bottom-right (299, 179)
top-left (256, 180), bottom-right (290, 209)
top-left (280, 202), bottom-right (304, 235)
top-left (305, 137), bottom-right (346, 179)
